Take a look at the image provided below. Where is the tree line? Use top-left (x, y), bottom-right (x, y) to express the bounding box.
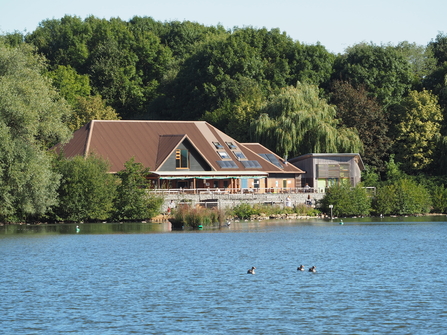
top-left (1, 16), bottom-right (447, 222)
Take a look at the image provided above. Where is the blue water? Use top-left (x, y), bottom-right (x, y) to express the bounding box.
top-left (1, 218), bottom-right (447, 334)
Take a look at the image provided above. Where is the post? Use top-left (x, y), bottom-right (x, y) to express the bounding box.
top-left (329, 204), bottom-right (333, 220)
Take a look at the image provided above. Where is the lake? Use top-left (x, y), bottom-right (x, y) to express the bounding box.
top-left (1, 217), bottom-right (446, 334)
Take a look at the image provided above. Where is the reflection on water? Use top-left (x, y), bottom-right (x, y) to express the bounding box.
top-left (1, 217), bottom-right (446, 334)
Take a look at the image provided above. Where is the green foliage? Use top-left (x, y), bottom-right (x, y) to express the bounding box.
top-left (320, 184), bottom-right (371, 217)
top-left (53, 155), bottom-right (117, 222)
top-left (47, 65), bottom-right (91, 105)
top-left (333, 43), bottom-right (413, 109)
top-left (160, 26), bottom-right (334, 121)
top-left (373, 179), bottom-right (431, 215)
top-left (428, 32), bottom-right (447, 67)
top-left (0, 127), bottom-right (61, 222)
top-left (0, 43), bottom-right (72, 148)
top-left (69, 95), bottom-right (120, 131)
top-left (26, 15), bottom-right (173, 118)
top-left (330, 81), bottom-right (390, 171)
top-left (391, 90), bottom-right (443, 172)
top-left (114, 157), bottom-right (163, 221)
top-left (431, 185), bottom-right (447, 213)
top-left (394, 41), bottom-right (437, 87)
top-left (251, 83), bottom-right (363, 158)
top-left (230, 202), bottom-right (319, 219)
top-left (232, 203), bottom-right (257, 219)
top-left (0, 43), bottom-right (72, 223)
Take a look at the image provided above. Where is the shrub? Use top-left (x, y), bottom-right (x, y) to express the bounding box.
top-left (320, 184), bottom-right (371, 217)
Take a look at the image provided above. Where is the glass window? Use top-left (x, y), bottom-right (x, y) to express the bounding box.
top-left (233, 151), bottom-right (246, 160)
top-left (226, 142), bottom-right (237, 149)
top-left (176, 149), bottom-right (189, 169)
top-left (217, 151), bottom-right (231, 159)
top-left (212, 142), bottom-right (224, 149)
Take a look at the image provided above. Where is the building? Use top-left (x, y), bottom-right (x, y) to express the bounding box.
top-left (288, 153), bottom-right (364, 192)
top-left (54, 120), bottom-right (304, 193)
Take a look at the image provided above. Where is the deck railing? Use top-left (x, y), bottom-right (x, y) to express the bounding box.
top-left (148, 187), bottom-right (323, 195)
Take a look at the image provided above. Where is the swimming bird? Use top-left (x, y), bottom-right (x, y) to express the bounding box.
top-left (308, 266), bottom-right (317, 272)
top-left (247, 266), bottom-right (256, 274)
top-left (297, 265), bottom-right (305, 271)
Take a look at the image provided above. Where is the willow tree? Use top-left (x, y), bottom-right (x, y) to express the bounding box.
top-left (251, 83), bottom-right (363, 158)
top-left (0, 43), bottom-right (72, 222)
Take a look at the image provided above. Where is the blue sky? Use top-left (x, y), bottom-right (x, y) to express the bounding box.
top-left (0, 0), bottom-right (445, 54)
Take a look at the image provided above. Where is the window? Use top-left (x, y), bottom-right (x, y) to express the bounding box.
top-left (241, 160), bottom-right (262, 168)
top-left (217, 151), bottom-right (231, 159)
top-left (217, 160), bottom-right (238, 168)
top-left (176, 149), bottom-right (189, 169)
top-left (212, 142), bottom-right (224, 149)
top-left (226, 142), bottom-right (237, 149)
top-left (233, 151), bottom-right (246, 160)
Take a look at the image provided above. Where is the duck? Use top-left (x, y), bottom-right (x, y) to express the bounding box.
top-left (247, 266), bottom-right (256, 274)
top-left (297, 265), bottom-right (305, 271)
top-left (308, 266), bottom-right (317, 272)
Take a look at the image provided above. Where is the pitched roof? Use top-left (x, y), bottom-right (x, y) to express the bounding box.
top-left (54, 120), bottom-right (304, 175)
top-left (243, 143), bottom-right (305, 173)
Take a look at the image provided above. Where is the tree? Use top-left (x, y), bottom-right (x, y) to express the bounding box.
top-left (320, 184), bottom-right (371, 217)
top-left (114, 157), bottom-right (164, 221)
top-left (26, 15), bottom-right (173, 118)
top-left (53, 155), bottom-right (117, 222)
top-left (394, 41), bottom-right (437, 88)
top-left (201, 77), bottom-right (265, 142)
top-left (427, 32), bottom-right (447, 67)
top-left (47, 65), bottom-right (91, 106)
top-left (330, 81), bottom-right (390, 171)
top-left (0, 42), bottom-right (72, 222)
top-left (251, 83), bottom-right (363, 158)
top-left (391, 90), bottom-right (443, 172)
top-left (333, 43), bottom-right (413, 110)
top-left (69, 95), bottom-right (120, 131)
top-left (161, 27), bottom-right (335, 121)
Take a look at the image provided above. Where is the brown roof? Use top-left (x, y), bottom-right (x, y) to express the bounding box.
top-left (53, 120), bottom-right (304, 175)
top-left (243, 143), bottom-right (305, 174)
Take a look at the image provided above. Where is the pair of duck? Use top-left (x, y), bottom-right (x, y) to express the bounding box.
top-left (247, 265), bottom-right (316, 274)
top-left (298, 265), bottom-right (316, 272)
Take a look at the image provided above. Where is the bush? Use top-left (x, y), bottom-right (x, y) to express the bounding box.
top-left (53, 155), bottom-right (117, 222)
top-left (114, 157), bottom-right (164, 221)
top-left (320, 184), bottom-right (371, 217)
top-left (431, 185), bottom-right (447, 213)
top-left (373, 178), bottom-right (431, 215)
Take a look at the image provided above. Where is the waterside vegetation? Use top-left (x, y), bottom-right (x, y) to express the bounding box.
top-left (1, 18), bottom-right (447, 223)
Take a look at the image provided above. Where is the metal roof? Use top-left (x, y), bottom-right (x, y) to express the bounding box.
top-left (53, 120), bottom-right (304, 175)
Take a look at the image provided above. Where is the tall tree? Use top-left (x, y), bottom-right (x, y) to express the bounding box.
top-left (251, 83), bottom-right (363, 158)
top-left (0, 43), bottom-right (71, 222)
top-left (161, 27), bottom-right (334, 121)
top-left (330, 81), bottom-right (390, 171)
top-left (333, 43), bottom-right (413, 110)
top-left (391, 89), bottom-right (443, 172)
top-left (427, 32), bottom-right (447, 67)
top-left (69, 95), bottom-right (120, 131)
top-left (394, 41), bottom-right (437, 88)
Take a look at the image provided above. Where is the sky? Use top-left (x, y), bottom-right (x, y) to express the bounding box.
top-left (0, 0), bottom-right (445, 54)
